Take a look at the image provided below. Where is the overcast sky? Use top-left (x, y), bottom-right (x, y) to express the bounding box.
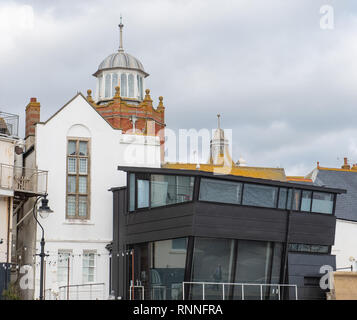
top-left (1, 0), bottom-right (357, 175)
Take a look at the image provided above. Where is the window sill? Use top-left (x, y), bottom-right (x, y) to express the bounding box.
top-left (63, 220), bottom-right (94, 225)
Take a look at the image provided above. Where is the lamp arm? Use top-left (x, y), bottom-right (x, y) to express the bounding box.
top-left (33, 196), bottom-right (45, 239)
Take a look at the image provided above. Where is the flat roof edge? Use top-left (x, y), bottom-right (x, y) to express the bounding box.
top-left (117, 166), bottom-right (347, 194)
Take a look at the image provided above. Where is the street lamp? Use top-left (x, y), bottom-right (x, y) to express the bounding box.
top-left (33, 195), bottom-right (53, 300)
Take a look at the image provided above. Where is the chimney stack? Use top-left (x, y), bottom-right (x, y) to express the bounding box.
top-left (341, 157), bottom-right (351, 170)
top-left (25, 97), bottom-right (40, 139)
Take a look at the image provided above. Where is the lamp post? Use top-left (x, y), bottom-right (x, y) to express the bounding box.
top-left (33, 195), bottom-right (53, 300)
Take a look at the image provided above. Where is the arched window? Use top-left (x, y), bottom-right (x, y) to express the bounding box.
top-left (112, 73), bottom-right (118, 97)
top-left (120, 73), bottom-right (127, 97)
top-left (105, 74), bottom-right (111, 98)
top-left (128, 74), bottom-right (134, 97)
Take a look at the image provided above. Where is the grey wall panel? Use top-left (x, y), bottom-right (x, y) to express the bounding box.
top-left (289, 213), bottom-right (336, 245)
top-left (288, 253), bottom-right (336, 300)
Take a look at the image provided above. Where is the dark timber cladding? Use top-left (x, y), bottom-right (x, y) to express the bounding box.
top-left (111, 166), bottom-right (346, 300)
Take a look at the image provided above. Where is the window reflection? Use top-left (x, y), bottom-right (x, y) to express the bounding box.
top-left (242, 184), bottom-right (278, 208)
top-left (311, 192), bottom-right (334, 214)
top-left (199, 178), bottom-right (242, 205)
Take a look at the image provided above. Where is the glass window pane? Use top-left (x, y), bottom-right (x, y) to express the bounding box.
top-left (120, 73), bottom-right (127, 96)
top-left (78, 176), bottom-right (87, 194)
top-left (79, 141), bottom-right (88, 156)
top-left (67, 196), bottom-right (76, 216)
top-left (68, 176), bottom-right (76, 193)
top-left (138, 179), bottom-right (149, 208)
top-left (129, 173), bottom-right (135, 211)
top-left (242, 184), bottom-right (278, 208)
top-left (199, 178), bottom-right (242, 205)
top-left (105, 74), bottom-right (111, 97)
top-left (311, 192), bottom-right (334, 214)
top-left (190, 237), bottom-right (235, 300)
top-left (78, 196), bottom-right (87, 216)
top-left (68, 141), bottom-right (76, 155)
top-left (287, 189), bottom-right (300, 211)
top-left (301, 191), bottom-right (312, 212)
top-left (172, 238), bottom-right (187, 250)
top-left (68, 158), bottom-right (76, 173)
top-left (112, 73), bottom-right (118, 97)
top-left (149, 239), bottom-right (187, 300)
top-left (278, 188), bottom-right (287, 209)
top-left (151, 175), bottom-right (194, 208)
top-left (128, 74), bottom-right (134, 97)
top-left (79, 158), bottom-right (88, 174)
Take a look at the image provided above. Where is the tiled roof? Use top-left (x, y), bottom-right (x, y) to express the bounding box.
top-left (313, 168), bottom-right (357, 221)
top-left (163, 163), bottom-right (287, 181)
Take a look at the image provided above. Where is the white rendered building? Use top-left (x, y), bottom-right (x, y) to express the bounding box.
top-left (17, 22), bottom-right (163, 300)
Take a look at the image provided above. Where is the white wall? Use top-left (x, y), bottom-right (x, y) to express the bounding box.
top-left (332, 219), bottom-right (357, 271)
top-left (33, 94), bottom-right (160, 299)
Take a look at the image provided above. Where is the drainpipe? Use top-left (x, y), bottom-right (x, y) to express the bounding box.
top-left (6, 197), bottom-right (11, 264)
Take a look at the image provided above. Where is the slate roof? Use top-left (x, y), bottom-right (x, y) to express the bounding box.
top-left (313, 168), bottom-right (357, 222)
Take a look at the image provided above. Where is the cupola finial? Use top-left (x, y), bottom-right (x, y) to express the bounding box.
top-left (119, 15), bottom-right (124, 52)
top-left (217, 114), bottom-right (221, 129)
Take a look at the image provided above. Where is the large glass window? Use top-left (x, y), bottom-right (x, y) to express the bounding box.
top-left (129, 173), bottom-right (135, 211)
top-left (128, 74), bottom-right (134, 97)
top-left (278, 188), bottom-right (288, 209)
top-left (129, 239), bottom-right (188, 300)
top-left (311, 192), bottom-right (334, 214)
top-left (66, 139), bottom-right (90, 219)
top-left (112, 73), bottom-right (118, 97)
top-left (242, 184), bottom-right (278, 208)
top-left (105, 74), bottom-right (111, 98)
top-left (301, 191), bottom-right (312, 212)
top-left (189, 237), bottom-right (283, 300)
top-left (287, 189), bottom-right (301, 211)
top-left (137, 175), bottom-right (150, 209)
top-left (120, 73), bottom-right (127, 97)
top-left (199, 178), bottom-right (242, 205)
top-left (151, 175), bottom-right (194, 208)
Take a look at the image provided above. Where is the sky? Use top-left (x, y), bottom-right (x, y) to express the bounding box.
top-left (1, 0), bottom-right (357, 175)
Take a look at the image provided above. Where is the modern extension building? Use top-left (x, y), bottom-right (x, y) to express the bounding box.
top-left (110, 166), bottom-right (345, 300)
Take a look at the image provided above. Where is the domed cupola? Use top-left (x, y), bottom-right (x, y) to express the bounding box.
top-left (93, 18), bottom-right (149, 104)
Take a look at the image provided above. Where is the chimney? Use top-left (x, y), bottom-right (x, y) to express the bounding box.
top-left (25, 97), bottom-right (40, 139)
top-left (341, 157), bottom-right (351, 170)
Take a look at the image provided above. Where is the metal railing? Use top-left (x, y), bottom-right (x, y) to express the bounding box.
top-left (129, 285), bottom-right (145, 300)
top-left (0, 112), bottom-right (19, 137)
top-left (182, 282), bottom-right (298, 300)
top-left (0, 164), bottom-right (48, 194)
top-left (58, 283), bottom-right (105, 300)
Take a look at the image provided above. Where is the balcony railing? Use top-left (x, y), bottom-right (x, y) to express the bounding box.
top-left (0, 164), bottom-right (48, 195)
top-left (182, 282), bottom-right (298, 300)
top-left (0, 112), bottom-right (19, 138)
top-left (58, 283), bottom-right (106, 300)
